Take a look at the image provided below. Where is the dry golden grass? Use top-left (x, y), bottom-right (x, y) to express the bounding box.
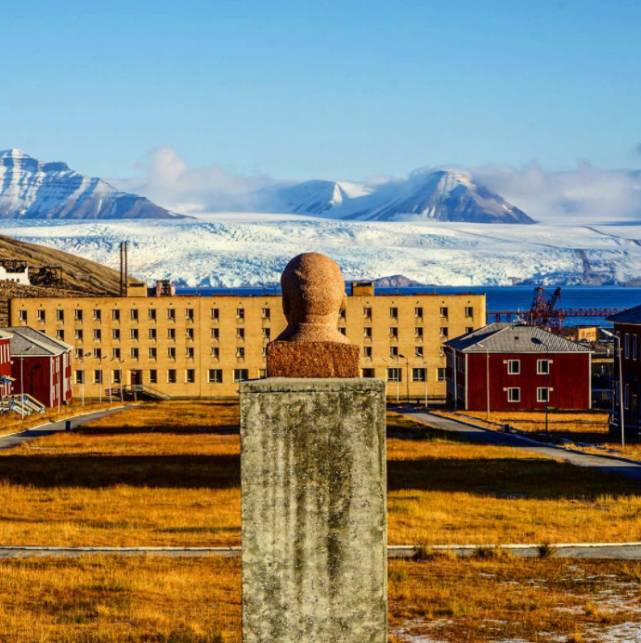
top-left (0, 403), bottom-right (640, 548)
top-left (1, 555), bottom-right (640, 642)
top-left (0, 401), bottom-right (129, 437)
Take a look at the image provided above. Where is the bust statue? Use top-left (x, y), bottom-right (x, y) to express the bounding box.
top-left (266, 252), bottom-right (360, 378)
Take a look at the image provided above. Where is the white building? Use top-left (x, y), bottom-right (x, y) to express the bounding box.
top-left (0, 262), bottom-right (30, 286)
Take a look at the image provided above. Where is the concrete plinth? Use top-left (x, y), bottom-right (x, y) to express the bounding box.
top-left (240, 378), bottom-right (387, 643)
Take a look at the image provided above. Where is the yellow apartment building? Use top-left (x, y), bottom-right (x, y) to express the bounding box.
top-left (9, 284), bottom-right (485, 401)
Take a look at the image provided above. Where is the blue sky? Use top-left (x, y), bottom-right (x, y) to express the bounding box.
top-left (2, 0), bottom-right (641, 182)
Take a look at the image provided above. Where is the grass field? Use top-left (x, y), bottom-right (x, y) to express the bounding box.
top-left (0, 403), bottom-right (640, 547)
top-left (0, 554), bottom-right (640, 642)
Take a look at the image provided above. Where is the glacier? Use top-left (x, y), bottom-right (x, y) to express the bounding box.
top-left (2, 214), bottom-right (641, 288)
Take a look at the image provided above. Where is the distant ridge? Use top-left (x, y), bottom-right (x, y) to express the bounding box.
top-left (0, 149), bottom-right (188, 220)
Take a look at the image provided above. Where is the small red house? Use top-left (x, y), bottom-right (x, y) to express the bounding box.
top-left (445, 323), bottom-right (592, 412)
top-left (2, 327), bottom-right (73, 408)
top-left (607, 306), bottom-right (641, 441)
top-left (0, 330), bottom-right (13, 398)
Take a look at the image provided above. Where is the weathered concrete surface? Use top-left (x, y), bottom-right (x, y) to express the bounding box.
top-left (240, 378), bottom-right (387, 643)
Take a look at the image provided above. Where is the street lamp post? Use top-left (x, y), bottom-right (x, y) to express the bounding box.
top-left (602, 329), bottom-right (625, 450)
top-left (478, 342), bottom-right (490, 421)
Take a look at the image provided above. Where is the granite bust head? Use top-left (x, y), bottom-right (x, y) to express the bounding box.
top-left (276, 252), bottom-right (350, 344)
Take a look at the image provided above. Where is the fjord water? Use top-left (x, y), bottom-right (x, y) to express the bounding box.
top-left (177, 286), bottom-right (641, 327)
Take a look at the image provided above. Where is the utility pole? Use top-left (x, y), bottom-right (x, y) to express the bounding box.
top-left (602, 329), bottom-right (625, 449)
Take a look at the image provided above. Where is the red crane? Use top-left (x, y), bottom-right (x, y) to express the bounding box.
top-left (489, 286), bottom-right (625, 329)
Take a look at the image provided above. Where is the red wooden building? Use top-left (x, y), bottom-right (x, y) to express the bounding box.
top-left (607, 306), bottom-right (641, 441)
top-left (444, 323), bottom-right (592, 412)
top-left (1, 327), bottom-right (73, 407)
top-left (0, 330), bottom-right (13, 398)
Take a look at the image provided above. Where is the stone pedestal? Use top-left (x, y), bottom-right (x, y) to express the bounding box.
top-left (240, 378), bottom-right (387, 643)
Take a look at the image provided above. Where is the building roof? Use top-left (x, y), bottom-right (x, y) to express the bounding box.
top-left (0, 330), bottom-right (11, 341)
top-left (445, 323), bottom-right (593, 354)
top-left (607, 305), bottom-right (641, 325)
top-left (0, 327), bottom-right (73, 356)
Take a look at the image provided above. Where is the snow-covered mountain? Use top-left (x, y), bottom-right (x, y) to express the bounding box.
top-left (2, 215), bottom-right (641, 287)
top-left (0, 149), bottom-right (185, 220)
top-left (246, 170), bottom-right (533, 224)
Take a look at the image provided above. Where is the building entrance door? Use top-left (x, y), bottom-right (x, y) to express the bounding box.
top-left (130, 370), bottom-right (142, 386)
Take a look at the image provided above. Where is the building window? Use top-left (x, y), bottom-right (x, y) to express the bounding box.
top-left (149, 370), bottom-right (158, 384)
top-left (387, 368), bottom-right (402, 382)
top-left (634, 335), bottom-right (638, 360)
top-left (625, 334), bottom-right (630, 359)
top-left (415, 327), bottom-right (424, 339)
top-left (234, 369), bottom-right (249, 382)
top-left (362, 368), bottom-right (376, 378)
top-left (209, 369), bottom-right (223, 383)
top-left (262, 328), bottom-right (271, 339)
top-left (148, 309), bottom-right (157, 321)
top-left (93, 329), bottom-right (101, 342)
top-left (415, 346), bottom-right (424, 358)
top-left (237, 347), bottom-right (245, 359)
top-left (363, 307), bottom-right (372, 319)
top-left (389, 307), bottom-right (398, 320)
top-left (186, 369), bottom-right (196, 383)
top-left (364, 327), bottom-right (372, 339)
top-left (508, 360), bottom-right (520, 375)
top-left (18, 310), bottom-right (27, 322)
top-left (130, 309), bottom-right (139, 321)
top-left (440, 307), bottom-right (448, 318)
top-left (131, 329), bottom-right (139, 341)
top-left (167, 369), bottom-right (176, 384)
top-left (75, 330), bottom-right (83, 341)
top-left (167, 329), bottom-right (176, 340)
top-left (112, 329), bottom-right (120, 341)
top-left (262, 346), bottom-right (267, 358)
top-left (389, 346), bottom-right (399, 358)
top-left (56, 309), bottom-right (64, 322)
top-left (338, 327), bottom-right (346, 336)
top-left (415, 307), bottom-right (423, 318)
top-left (112, 309), bottom-right (120, 321)
top-left (262, 307), bottom-right (271, 319)
top-left (339, 309), bottom-right (346, 322)
top-left (149, 347), bottom-right (157, 360)
top-left (74, 310), bottom-right (83, 321)
top-left (56, 330), bottom-right (65, 341)
top-left (185, 308), bottom-right (194, 321)
top-left (148, 328), bottom-right (157, 340)
top-left (390, 327), bottom-right (399, 339)
top-left (186, 328), bottom-right (195, 340)
top-left (465, 307), bottom-right (473, 318)
top-left (211, 308), bottom-right (219, 320)
top-left (93, 348), bottom-right (101, 359)
top-left (465, 327), bottom-right (473, 334)
top-left (75, 371), bottom-right (84, 385)
top-left (412, 368), bottom-right (426, 382)
top-left (113, 369), bottom-right (122, 384)
top-left (168, 347), bottom-right (176, 359)
top-left (537, 359), bottom-right (550, 375)
top-left (211, 328), bottom-right (220, 341)
top-left (186, 347), bottom-right (195, 359)
top-left (167, 309), bottom-right (176, 321)
top-left (625, 383), bottom-right (630, 409)
top-left (437, 368), bottom-right (446, 382)
top-left (93, 310), bottom-right (101, 321)
top-left (37, 310), bottom-right (45, 322)
top-left (94, 370), bottom-right (103, 384)
top-left (364, 346), bottom-right (372, 358)
top-left (440, 327), bottom-right (449, 339)
top-left (508, 388), bottom-right (521, 403)
top-left (130, 348), bottom-right (139, 360)
top-left (112, 348), bottom-right (121, 359)
top-left (537, 387), bottom-right (550, 403)
top-left (211, 347), bottom-right (220, 359)
top-left (237, 328), bottom-right (245, 340)
top-left (74, 349), bottom-right (82, 359)
top-left (237, 308), bottom-right (245, 321)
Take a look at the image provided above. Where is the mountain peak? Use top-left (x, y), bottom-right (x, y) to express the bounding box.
top-left (0, 148), bottom-right (31, 159)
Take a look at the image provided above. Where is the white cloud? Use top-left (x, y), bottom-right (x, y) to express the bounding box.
top-left (113, 146), bottom-right (275, 215)
top-left (114, 146), bottom-right (641, 224)
top-left (469, 163), bottom-right (641, 224)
